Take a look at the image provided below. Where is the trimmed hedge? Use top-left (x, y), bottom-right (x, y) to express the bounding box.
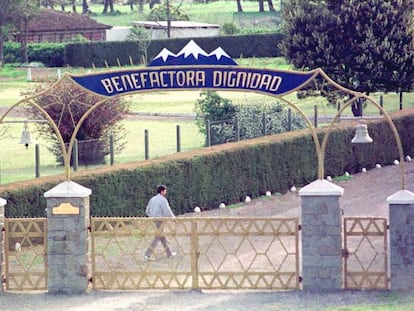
top-left (64, 33), bottom-right (285, 67)
top-left (4, 42), bottom-right (65, 67)
top-left (2, 109), bottom-right (414, 218)
top-left (4, 33), bottom-right (284, 67)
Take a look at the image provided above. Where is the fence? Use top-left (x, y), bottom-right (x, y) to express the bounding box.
top-left (1, 179), bottom-right (414, 293)
top-left (90, 217), bottom-right (300, 290)
top-left (0, 120), bottom-right (204, 184)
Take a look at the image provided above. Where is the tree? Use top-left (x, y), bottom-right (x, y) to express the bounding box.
top-left (127, 26), bottom-right (151, 64)
top-left (102, 0), bottom-right (115, 14)
top-left (126, 0), bottom-right (144, 13)
top-left (24, 80), bottom-right (129, 165)
top-left (6, 0), bottom-right (39, 64)
top-left (281, 0), bottom-right (414, 92)
top-left (148, 0), bottom-right (188, 38)
top-left (82, 0), bottom-right (90, 14)
top-left (236, 0), bottom-right (243, 12)
top-left (237, 0), bottom-right (275, 12)
top-left (0, 0), bottom-right (13, 67)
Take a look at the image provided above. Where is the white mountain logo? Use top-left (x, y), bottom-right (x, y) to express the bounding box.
top-left (148, 40), bottom-right (238, 66)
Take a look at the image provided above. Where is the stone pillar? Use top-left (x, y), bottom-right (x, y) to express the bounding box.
top-left (44, 181), bottom-right (91, 294)
top-left (387, 189), bottom-right (414, 291)
top-left (299, 179), bottom-right (344, 291)
top-left (0, 198), bottom-right (6, 293)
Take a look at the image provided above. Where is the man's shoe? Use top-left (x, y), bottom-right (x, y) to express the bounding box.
top-left (144, 255), bottom-right (155, 261)
top-left (168, 251), bottom-right (177, 259)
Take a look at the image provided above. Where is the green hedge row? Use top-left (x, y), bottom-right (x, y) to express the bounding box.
top-left (64, 33), bottom-right (284, 67)
top-left (4, 42), bottom-right (65, 67)
top-left (4, 33), bottom-right (284, 67)
top-left (2, 110), bottom-right (414, 218)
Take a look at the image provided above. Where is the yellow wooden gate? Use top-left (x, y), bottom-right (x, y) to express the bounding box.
top-left (343, 217), bottom-right (389, 289)
top-left (90, 217), bottom-right (300, 290)
top-left (4, 218), bottom-right (47, 291)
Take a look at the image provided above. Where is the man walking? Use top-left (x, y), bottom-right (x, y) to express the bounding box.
top-left (144, 184), bottom-right (176, 260)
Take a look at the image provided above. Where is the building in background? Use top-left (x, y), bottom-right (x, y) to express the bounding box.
top-left (11, 9), bottom-right (112, 43)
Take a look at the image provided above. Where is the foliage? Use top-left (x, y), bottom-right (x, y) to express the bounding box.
top-left (23, 79), bottom-right (129, 165)
top-left (0, 0), bottom-right (39, 66)
top-left (147, 0), bottom-right (189, 21)
top-left (222, 22), bottom-right (240, 35)
top-left (126, 26), bottom-right (151, 65)
top-left (195, 90), bottom-right (236, 139)
top-left (195, 91), bottom-right (306, 145)
top-left (236, 102), bottom-right (306, 139)
top-left (281, 0), bottom-right (414, 92)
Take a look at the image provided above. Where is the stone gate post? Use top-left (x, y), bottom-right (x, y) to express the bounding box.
top-left (387, 189), bottom-right (414, 291)
top-left (44, 181), bottom-right (91, 294)
top-left (299, 179), bottom-right (344, 291)
top-left (0, 198), bottom-right (6, 293)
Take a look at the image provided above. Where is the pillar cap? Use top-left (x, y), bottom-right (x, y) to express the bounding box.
top-left (44, 180), bottom-right (92, 198)
top-left (387, 189), bottom-right (414, 204)
top-left (299, 179), bottom-right (344, 197)
top-left (0, 197), bottom-right (7, 206)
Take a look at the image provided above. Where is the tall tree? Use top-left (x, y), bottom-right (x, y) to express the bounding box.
top-left (236, 0), bottom-right (243, 12)
top-left (0, 0), bottom-right (13, 67)
top-left (9, 0), bottom-right (39, 64)
top-left (267, 0), bottom-right (275, 11)
top-left (102, 0), bottom-right (115, 14)
top-left (82, 0), bottom-right (90, 14)
top-left (281, 0), bottom-right (414, 92)
top-left (237, 0), bottom-right (275, 12)
top-left (148, 0), bottom-right (188, 38)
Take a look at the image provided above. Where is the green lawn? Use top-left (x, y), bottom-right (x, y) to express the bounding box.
top-left (87, 1), bottom-right (281, 33)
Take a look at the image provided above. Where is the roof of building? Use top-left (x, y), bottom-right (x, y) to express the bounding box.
top-left (27, 9), bottom-right (112, 33)
top-left (132, 21), bottom-right (220, 29)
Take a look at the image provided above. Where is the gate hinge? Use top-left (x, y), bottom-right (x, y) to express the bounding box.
top-left (298, 224), bottom-right (302, 231)
top-left (88, 276), bottom-right (93, 284)
top-left (87, 225), bottom-right (92, 232)
top-left (342, 248), bottom-right (350, 258)
top-left (299, 276), bottom-right (303, 283)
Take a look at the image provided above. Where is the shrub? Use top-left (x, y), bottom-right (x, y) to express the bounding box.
top-left (24, 79), bottom-right (129, 165)
top-left (3, 42), bottom-right (65, 66)
top-left (222, 22), bottom-right (239, 35)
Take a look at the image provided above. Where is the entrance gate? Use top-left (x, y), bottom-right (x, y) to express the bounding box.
top-left (0, 216), bottom-right (392, 291)
top-left (90, 217), bottom-right (300, 290)
top-left (3, 218), bottom-right (47, 291)
top-left (343, 217), bottom-right (389, 290)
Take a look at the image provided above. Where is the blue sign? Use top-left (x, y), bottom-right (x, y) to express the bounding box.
top-left (68, 40), bottom-right (317, 97)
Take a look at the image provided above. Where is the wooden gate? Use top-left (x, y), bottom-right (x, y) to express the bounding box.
top-left (90, 217), bottom-right (300, 290)
top-left (343, 217), bottom-right (389, 290)
top-left (3, 218), bottom-right (47, 291)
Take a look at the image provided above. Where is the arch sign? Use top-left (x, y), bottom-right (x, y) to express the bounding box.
top-left (2, 40), bottom-right (404, 187)
top-left (68, 40), bottom-right (318, 97)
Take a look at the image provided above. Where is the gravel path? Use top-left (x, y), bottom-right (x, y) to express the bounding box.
top-left (1, 161), bottom-right (414, 310)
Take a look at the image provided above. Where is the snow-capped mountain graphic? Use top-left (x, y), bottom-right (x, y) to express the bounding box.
top-left (148, 40), bottom-right (238, 66)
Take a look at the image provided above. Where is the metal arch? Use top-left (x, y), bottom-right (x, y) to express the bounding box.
top-left (0, 78), bottom-right (71, 179)
top-left (0, 66), bottom-right (406, 188)
top-left (319, 94), bottom-right (406, 189)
